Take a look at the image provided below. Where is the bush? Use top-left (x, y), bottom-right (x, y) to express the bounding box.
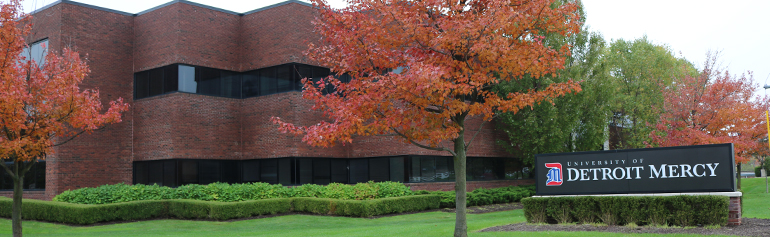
top-left (546, 197), bottom-right (572, 224)
top-left (756, 166), bottom-right (763, 177)
top-left (522, 195), bottom-right (729, 227)
top-left (293, 195), bottom-right (439, 217)
top-left (0, 198), bottom-right (167, 225)
top-left (571, 196), bottom-right (597, 223)
top-left (427, 185), bottom-right (534, 208)
top-left (521, 197), bottom-right (548, 223)
top-left (55, 181), bottom-right (415, 204)
top-left (0, 194), bottom-right (434, 224)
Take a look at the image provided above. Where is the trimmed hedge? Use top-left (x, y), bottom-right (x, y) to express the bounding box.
top-left (416, 185), bottom-right (535, 208)
top-left (522, 195), bottom-right (729, 226)
top-left (293, 195), bottom-right (440, 217)
top-left (54, 181), bottom-right (415, 204)
top-left (0, 195), bottom-right (438, 224)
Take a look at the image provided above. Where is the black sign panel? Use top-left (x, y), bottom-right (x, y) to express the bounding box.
top-left (535, 143), bottom-right (736, 195)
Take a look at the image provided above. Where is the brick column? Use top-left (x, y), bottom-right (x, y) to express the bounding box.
top-left (728, 196), bottom-right (741, 225)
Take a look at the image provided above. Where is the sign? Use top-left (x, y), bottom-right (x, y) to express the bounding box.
top-left (535, 143), bottom-right (736, 195)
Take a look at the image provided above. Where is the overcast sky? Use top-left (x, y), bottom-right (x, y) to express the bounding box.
top-left (22, 0), bottom-right (770, 92)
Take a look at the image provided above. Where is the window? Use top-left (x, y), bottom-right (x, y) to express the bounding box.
top-left (134, 63), bottom-right (342, 100)
top-left (21, 39), bottom-right (48, 67)
top-left (178, 65), bottom-right (196, 93)
top-left (0, 161), bottom-right (46, 190)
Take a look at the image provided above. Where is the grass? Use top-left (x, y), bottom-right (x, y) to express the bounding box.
top-left (0, 210), bottom-right (724, 237)
top-left (0, 178), bottom-right (766, 236)
top-left (740, 177), bottom-right (770, 219)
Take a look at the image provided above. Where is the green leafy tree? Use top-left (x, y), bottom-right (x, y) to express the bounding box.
top-left (604, 37), bottom-right (694, 149)
top-left (495, 0), bottom-right (613, 165)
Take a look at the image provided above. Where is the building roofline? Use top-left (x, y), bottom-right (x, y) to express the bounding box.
top-left (29, 0), bottom-right (134, 16)
top-left (242, 0), bottom-right (312, 16)
top-left (29, 0), bottom-right (313, 17)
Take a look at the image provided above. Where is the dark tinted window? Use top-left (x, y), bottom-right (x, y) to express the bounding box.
top-left (313, 159), bottom-right (331, 185)
top-left (221, 71), bottom-right (241, 98)
top-left (242, 160), bottom-right (260, 182)
top-left (199, 161), bottom-right (220, 185)
top-left (261, 159), bottom-right (278, 184)
top-left (221, 161), bottom-right (239, 183)
top-left (276, 65), bottom-right (292, 93)
top-left (278, 158), bottom-right (292, 185)
top-left (135, 162), bottom-right (148, 185)
top-left (164, 65), bottom-right (178, 93)
top-left (163, 160), bottom-right (176, 187)
top-left (369, 158), bottom-right (389, 182)
top-left (260, 67), bottom-right (276, 95)
top-left (242, 71), bottom-right (260, 97)
top-left (135, 71), bottom-right (149, 99)
top-left (149, 68), bottom-right (164, 96)
top-left (436, 157), bottom-right (453, 182)
top-left (389, 157), bottom-right (404, 182)
top-left (299, 158), bottom-right (313, 185)
top-left (197, 67), bottom-right (221, 96)
top-left (180, 160), bottom-right (198, 185)
top-left (409, 156), bottom-right (421, 182)
top-left (148, 161), bottom-right (163, 185)
top-left (295, 64), bottom-right (312, 90)
top-left (349, 159), bottom-right (368, 183)
top-left (330, 159), bottom-right (348, 183)
top-left (420, 157), bottom-right (436, 182)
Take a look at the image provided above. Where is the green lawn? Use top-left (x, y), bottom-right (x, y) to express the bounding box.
top-left (0, 179), bottom-right (767, 236)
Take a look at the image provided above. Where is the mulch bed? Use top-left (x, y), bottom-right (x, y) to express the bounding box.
top-left (481, 218), bottom-right (770, 237)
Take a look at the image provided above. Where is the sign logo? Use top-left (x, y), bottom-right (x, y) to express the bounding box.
top-left (545, 163), bottom-right (563, 186)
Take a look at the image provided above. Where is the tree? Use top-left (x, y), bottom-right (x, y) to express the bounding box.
top-left (495, 0), bottom-right (613, 165)
top-left (0, 1), bottom-right (129, 236)
top-left (271, 0), bottom-right (581, 236)
top-left (650, 51), bottom-right (769, 189)
top-left (605, 37), bottom-right (692, 149)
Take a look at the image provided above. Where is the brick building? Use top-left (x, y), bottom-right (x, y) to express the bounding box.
top-left (2, 0), bottom-right (533, 200)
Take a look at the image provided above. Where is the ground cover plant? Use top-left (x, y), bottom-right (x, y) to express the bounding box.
top-left (54, 181), bottom-right (413, 204)
top-left (418, 185), bottom-right (535, 208)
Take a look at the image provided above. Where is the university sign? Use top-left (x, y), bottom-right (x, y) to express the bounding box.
top-left (535, 143), bottom-right (736, 195)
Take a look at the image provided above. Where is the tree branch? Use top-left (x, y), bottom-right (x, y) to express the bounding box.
top-left (389, 127), bottom-right (457, 156)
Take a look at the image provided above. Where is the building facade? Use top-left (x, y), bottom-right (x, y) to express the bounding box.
top-left (2, 0), bottom-right (533, 200)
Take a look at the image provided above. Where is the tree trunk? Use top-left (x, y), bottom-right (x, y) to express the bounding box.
top-left (453, 123), bottom-right (468, 237)
top-left (12, 162), bottom-right (23, 237)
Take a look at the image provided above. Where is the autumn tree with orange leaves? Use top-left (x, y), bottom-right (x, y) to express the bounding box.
top-left (0, 1), bottom-right (128, 236)
top-left (271, 0), bottom-right (581, 236)
top-left (651, 52), bottom-right (769, 189)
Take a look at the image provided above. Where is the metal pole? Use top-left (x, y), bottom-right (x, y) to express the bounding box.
top-left (760, 110), bottom-right (770, 193)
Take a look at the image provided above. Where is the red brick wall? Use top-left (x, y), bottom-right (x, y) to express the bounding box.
top-left (39, 3), bottom-right (135, 200)
top-left (0, 191), bottom-right (46, 201)
top-left (134, 93), bottom-right (242, 161)
top-left (133, 3), bottom-right (179, 72)
top-left (240, 2), bottom-right (321, 71)
top-left (241, 92), bottom-right (351, 159)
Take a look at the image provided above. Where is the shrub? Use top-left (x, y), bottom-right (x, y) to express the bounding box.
top-left (546, 197), bottom-right (572, 224)
top-left (521, 197), bottom-right (548, 223)
top-left (522, 195), bottom-right (728, 227)
top-left (292, 195), bottom-right (439, 217)
top-left (55, 181), bottom-right (416, 204)
top-left (428, 185), bottom-right (534, 208)
top-left (571, 196), bottom-right (597, 223)
top-left (0, 198), bottom-right (167, 225)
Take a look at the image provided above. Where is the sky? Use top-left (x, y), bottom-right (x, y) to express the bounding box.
top-left (21, 0), bottom-right (770, 92)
